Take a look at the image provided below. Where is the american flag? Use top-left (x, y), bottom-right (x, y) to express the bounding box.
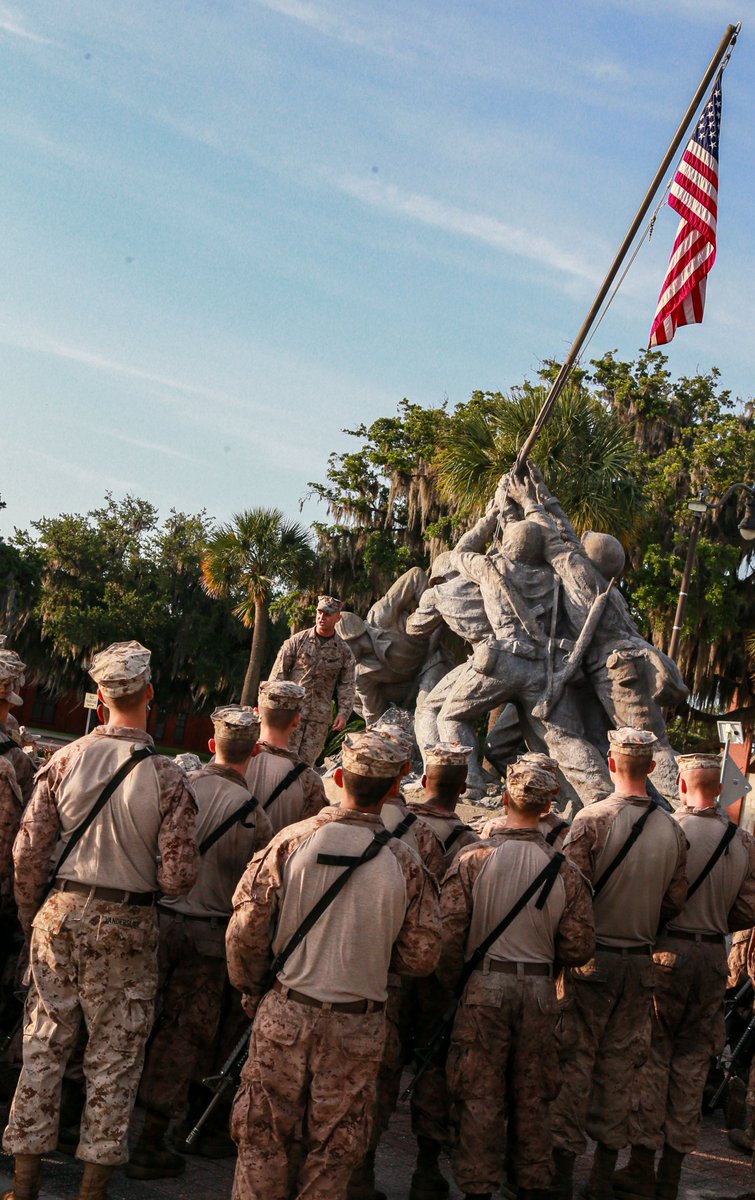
top-left (649, 72), bottom-right (722, 347)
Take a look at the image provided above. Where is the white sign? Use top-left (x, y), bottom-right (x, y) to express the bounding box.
top-left (720, 754), bottom-right (753, 810)
top-left (83, 693), bottom-right (99, 710)
top-left (717, 720), bottom-right (744, 744)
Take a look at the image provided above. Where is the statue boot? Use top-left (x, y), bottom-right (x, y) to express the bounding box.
top-left (612, 1145), bottom-right (656, 1200)
top-left (76, 1164), bottom-right (113, 1200)
top-left (1, 1153), bottom-right (42, 1200)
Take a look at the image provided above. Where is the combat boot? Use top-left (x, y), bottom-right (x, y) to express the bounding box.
top-left (612, 1144), bottom-right (656, 1200)
top-left (346, 1149), bottom-right (387, 1200)
top-left (551, 1148), bottom-right (576, 1200)
top-left (76, 1164), bottom-right (113, 1200)
top-left (655, 1145), bottom-right (684, 1200)
top-left (728, 1101), bottom-right (755, 1154)
top-left (125, 1110), bottom-right (185, 1180)
top-left (409, 1135), bottom-right (451, 1198)
top-left (1, 1152), bottom-right (42, 1200)
top-left (586, 1142), bottom-right (618, 1200)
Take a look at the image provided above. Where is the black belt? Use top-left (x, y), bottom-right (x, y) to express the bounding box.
top-left (272, 978), bottom-right (385, 1013)
top-left (157, 905), bottom-right (229, 928)
top-left (53, 880), bottom-right (155, 907)
top-left (478, 960), bottom-right (552, 977)
top-left (662, 929), bottom-right (724, 944)
top-left (597, 943), bottom-right (651, 956)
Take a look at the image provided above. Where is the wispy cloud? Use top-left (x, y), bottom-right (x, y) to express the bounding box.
top-left (332, 173), bottom-right (603, 288)
top-left (23, 446), bottom-right (137, 493)
top-left (86, 426), bottom-right (198, 464)
top-left (0, 4), bottom-right (51, 44)
top-left (250, 0), bottom-right (396, 53)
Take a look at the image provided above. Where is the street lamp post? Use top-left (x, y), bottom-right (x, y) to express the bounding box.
top-left (667, 482), bottom-right (755, 663)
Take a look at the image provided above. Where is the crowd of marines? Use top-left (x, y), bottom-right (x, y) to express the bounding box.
top-left (0, 594), bottom-right (753, 1200)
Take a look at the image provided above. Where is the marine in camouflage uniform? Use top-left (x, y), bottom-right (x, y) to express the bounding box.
top-left (248, 680), bottom-right (327, 833)
top-left (2, 641), bottom-right (198, 1200)
top-left (614, 753), bottom-right (755, 1200)
top-left (269, 595), bottom-right (356, 766)
top-left (551, 729), bottom-right (688, 1200)
top-left (128, 706), bottom-right (273, 1180)
top-left (440, 752), bottom-right (594, 1200)
top-left (480, 804), bottom-right (570, 852)
top-left (0, 650), bottom-right (35, 805)
top-left (226, 729), bottom-right (441, 1200)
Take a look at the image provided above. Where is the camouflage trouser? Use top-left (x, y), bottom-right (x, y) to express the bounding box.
top-left (3, 891), bottom-right (158, 1164)
top-left (138, 910), bottom-right (228, 1120)
top-left (288, 717), bottom-right (330, 768)
top-left (369, 978), bottom-right (403, 1150)
top-left (446, 969), bottom-right (560, 1192)
top-left (231, 987), bottom-right (385, 1200)
top-left (629, 937), bottom-right (727, 1153)
top-left (404, 974), bottom-right (453, 1144)
top-left (552, 948), bottom-right (656, 1154)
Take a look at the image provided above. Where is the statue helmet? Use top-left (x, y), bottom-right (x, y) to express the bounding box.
top-left (582, 531), bottom-right (626, 580)
top-left (500, 520), bottom-right (545, 565)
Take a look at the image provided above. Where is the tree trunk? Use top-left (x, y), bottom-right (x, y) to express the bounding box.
top-left (240, 597), bottom-right (268, 706)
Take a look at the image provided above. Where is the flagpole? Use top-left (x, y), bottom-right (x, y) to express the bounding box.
top-left (513, 21), bottom-right (740, 474)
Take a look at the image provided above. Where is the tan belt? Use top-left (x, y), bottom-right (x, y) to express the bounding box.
top-left (272, 978), bottom-right (385, 1013)
top-left (479, 960), bottom-right (552, 977)
top-left (157, 905), bottom-right (229, 928)
top-left (663, 929), bottom-right (724, 945)
top-left (53, 880), bottom-right (155, 907)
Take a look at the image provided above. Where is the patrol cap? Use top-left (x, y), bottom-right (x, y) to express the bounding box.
top-left (175, 752), bottom-right (202, 773)
top-left (607, 727), bottom-right (658, 758)
top-left (0, 650), bottom-right (26, 706)
top-left (89, 641), bottom-right (151, 700)
top-left (342, 730), bottom-right (409, 778)
top-left (371, 722), bottom-right (414, 763)
top-left (211, 705), bottom-right (261, 746)
top-left (258, 680), bottom-right (305, 711)
top-left (317, 595), bottom-right (343, 614)
top-left (677, 752), bottom-right (721, 774)
top-left (507, 752), bottom-right (560, 805)
top-left (424, 742), bottom-right (472, 768)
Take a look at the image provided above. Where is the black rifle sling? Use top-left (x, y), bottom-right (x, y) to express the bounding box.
top-left (270, 826), bottom-right (395, 978)
top-left (0, 740), bottom-right (17, 756)
top-left (593, 801), bottom-right (659, 898)
top-left (199, 794), bottom-right (259, 856)
top-left (444, 823), bottom-right (473, 853)
top-left (262, 762), bottom-right (308, 812)
top-left (44, 744), bottom-right (157, 899)
top-left (457, 853), bottom-right (565, 997)
top-left (545, 821), bottom-right (568, 847)
top-left (686, 820), bottom-right (738, 902)
top-left (316, 812), bottom-right (417, 866)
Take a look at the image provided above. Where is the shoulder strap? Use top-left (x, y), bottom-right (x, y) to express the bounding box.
top-left (593, 801), bottom-right (659, 898)
top-left (44, 744), bottom-right (157, 899)
top-left (457, 852), bottom-right (565, 997)
top-left (0, 740), bottom-right (17, 756)
top-left (545, 820), bottom-right (568, 847)
top-left (318, 811), bottom-right (417, 866)
top-left (262, 762), bottom-right (308, 811)
top-left (199, 794), bottom-right (259, 856)
top-left (270, 826), bottom-right (394, 978)
top-left (444, 822), bottom-right (473, 853)
top-left (686, 820), bottom-right (738, 902)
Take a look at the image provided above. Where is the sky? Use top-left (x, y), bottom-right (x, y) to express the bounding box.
top-left (1, 0), bottom-right (752, 542)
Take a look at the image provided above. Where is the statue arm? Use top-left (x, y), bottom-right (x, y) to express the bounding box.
top-left (455, 505), bottom-right (501, 553)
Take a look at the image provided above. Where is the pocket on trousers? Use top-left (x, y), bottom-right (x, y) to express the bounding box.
top-left (462, 971), bottom-right (506, 1009)
top-left (257, 1004), bottom-right (300, 1048)
top-left (340, 1033), bottom-right (383, 1062)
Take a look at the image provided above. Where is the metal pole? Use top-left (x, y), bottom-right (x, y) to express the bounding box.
top-left (667, 510), bottom-right (704, 662)
top-left (514, 22), bottom-right (740, 474)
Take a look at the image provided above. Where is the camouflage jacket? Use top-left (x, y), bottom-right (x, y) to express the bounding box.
top-left (270, 628), bottom-right (356, 722)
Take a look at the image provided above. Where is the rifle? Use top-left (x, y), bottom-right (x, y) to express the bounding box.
top-left (185, 1025), bottom-right (251, 1146)
top-left (532, 579), bottom-right (615, 721)
top-left (708, 1002), bottom-right (755, 1112)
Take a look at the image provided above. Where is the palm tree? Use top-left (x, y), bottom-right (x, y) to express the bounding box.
top-left (202, 508), bottom-right (315, 705)
top-left (434, 382), bottom-right (645, 539)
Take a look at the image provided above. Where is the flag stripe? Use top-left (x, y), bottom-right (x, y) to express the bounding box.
top-left (649, 72), bottom-right (722, 348)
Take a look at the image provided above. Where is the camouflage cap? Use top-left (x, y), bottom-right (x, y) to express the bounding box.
top-left (370, 722), bottom-right (414, 763)
top-left (677, 752), bottom-right (721, 774)
top-left (175, 752), bottom-right (202, 773)
top-left (258, 680), bottom-right (306, 711)
top-left (424, 742), bottom-right (472, 768)
top-left (211, 705), bottom-right (261, 746)
top-left (89, 641), bottom-right (151, 700)
top-left (608, 727), bottom-right (657, 757)
top-left (0, 650), bottom-right (26, 706)
top-left (342, 730), bottom-right (409, 778)
top-left (317, 595), bottom-right (343, 614)
top-left (507, 752), bottom-right (560, 804)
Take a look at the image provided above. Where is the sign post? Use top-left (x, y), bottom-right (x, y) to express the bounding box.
top-left (83, 692), bottom-right (98, 735)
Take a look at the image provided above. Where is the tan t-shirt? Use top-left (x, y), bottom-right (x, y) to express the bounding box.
top-left (245, 749), bottom-right (310, 834)
top-left (162, 764), bottom-right (273, 918)
top-left (408, 801), bottom-right (480, 870)
top-left (667, 807), bottom-right (755, 936)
